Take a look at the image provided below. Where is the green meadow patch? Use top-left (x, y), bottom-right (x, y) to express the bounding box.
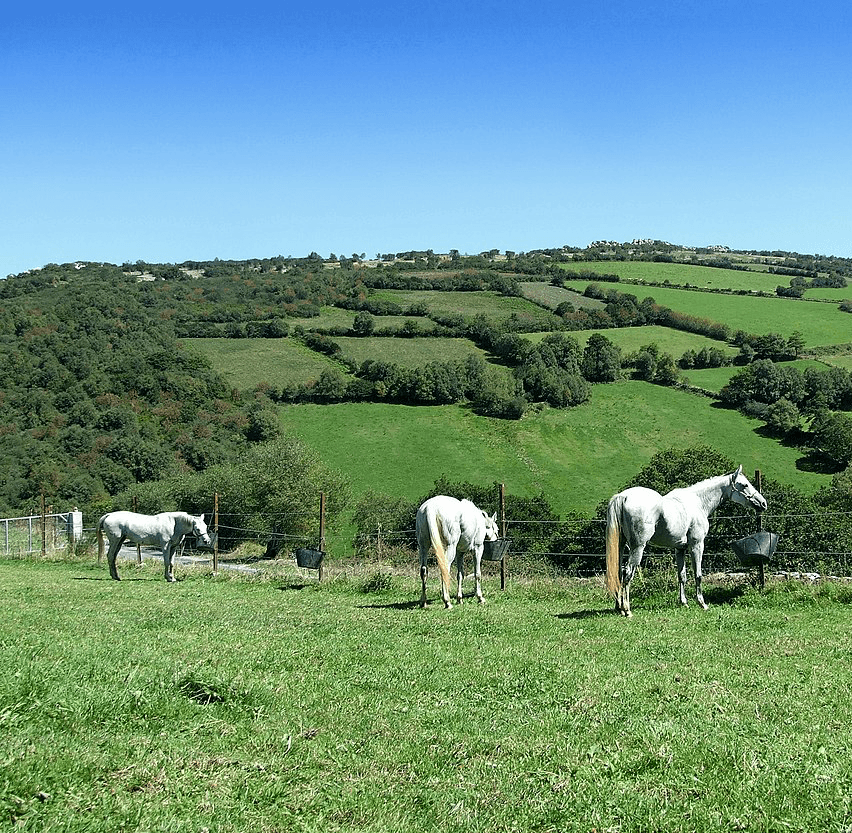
top-left (367, 288), bottom-right (560, 327)
top-left (559, 259), bottom-right (785, 293)
top-left (331, 336), bottom-right (493, 369)
top-left (278, 382), bottom-right (827, 526)
top-left (563, 280), bottom-right (852, 347)
top-left (519, 282), bottom-right (604, 311)
top-left (3, 559), bottom-right (851, 833)
top-left (521, 325), bottom-right (740, 360)
top-left (186, 337), bottom-right (339, 389)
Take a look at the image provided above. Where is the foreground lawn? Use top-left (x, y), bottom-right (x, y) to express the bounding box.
top-left (2, 559), bottom-right (851, 833)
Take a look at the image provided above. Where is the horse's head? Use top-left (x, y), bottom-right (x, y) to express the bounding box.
top-left (729, 466), bottom-right (767, 512)
top-left (482, 510), bottom-right (500, 542)
top-left (192, 513), bottom-right (212, 546)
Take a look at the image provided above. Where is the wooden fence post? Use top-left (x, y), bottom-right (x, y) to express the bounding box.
top-left (755, 469), bottom-right (765, 589)
top-left (213, 493), bottom-right (219, 575)
top-left (132, 496), bottom-right (142, 565)
top-left (318, 492), bottom-right (326, 582)
top-left (499, 482), bottom-right (507, 590)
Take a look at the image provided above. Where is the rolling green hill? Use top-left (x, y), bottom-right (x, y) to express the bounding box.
top-left (277, 381), bottom-right (827, 519)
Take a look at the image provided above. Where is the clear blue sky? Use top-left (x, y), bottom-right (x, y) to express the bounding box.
top-left (3, 1), bottom-right (851, 276)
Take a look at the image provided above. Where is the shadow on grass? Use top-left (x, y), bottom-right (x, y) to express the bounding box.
top-left (557, 607), bottom-right (615, 620)
top-left (275, 582), bottom-right (313, 592)
top-left (357, 600), bottom-right (423, 611)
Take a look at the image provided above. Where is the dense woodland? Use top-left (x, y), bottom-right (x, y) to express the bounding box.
top-left (2, 243), bottom-right (852, 567)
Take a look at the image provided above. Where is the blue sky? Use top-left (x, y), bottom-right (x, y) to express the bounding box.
top-left (3, 1), bottom-right (851, 276)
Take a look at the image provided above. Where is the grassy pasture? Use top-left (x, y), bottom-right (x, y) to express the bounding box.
top-left (4, 559), bottom-right (852, 833)
top-left (559, 260), bottom-right (784, 293)
top-left (278, 383), bottom-right (827, 526)
top-left (287, 306), bottom-right (357, 330)
top-left (331, 336), bottom-right (491, 369)
top-left (367, 288), bottom-right (560, 328)
top-left (804, 288), bottom-right (852, 302)
top-left (521, 325), bottom-right (740, 361)
top-left (518, 282), bottom-right (604, 311)
top-left (563, 280), bottom-right (852, 348)
top-left (287, 307), bottom-right (440, 334)
top-left (186, 337), bottom-right (339, 389)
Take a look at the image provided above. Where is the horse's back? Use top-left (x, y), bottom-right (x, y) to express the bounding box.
top-left (101, 510), bottom-right (176, 543)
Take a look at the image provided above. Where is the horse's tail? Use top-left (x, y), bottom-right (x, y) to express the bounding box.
top-left (426, 505), bottom-right (453, 593)
top-left (605, 495), bottom-right (622, 596)
top-left (96, 514), bottom-right (106, 563)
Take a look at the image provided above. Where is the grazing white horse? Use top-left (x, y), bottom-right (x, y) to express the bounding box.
top-left (97, 511), bottom-right (211, 582)
top-left (416, 495), bottom-right (499, 609)
top-left (605, 466), bottom-right (767, 616)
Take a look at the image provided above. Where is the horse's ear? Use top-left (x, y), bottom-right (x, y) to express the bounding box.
top-left (735, 464), bottom-right (743, 477)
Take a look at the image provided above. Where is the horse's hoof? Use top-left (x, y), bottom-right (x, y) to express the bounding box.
top-left (477, 597), bottom-right (486, 605)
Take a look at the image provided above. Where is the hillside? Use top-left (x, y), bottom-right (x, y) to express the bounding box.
top-left (1, 243), bottom-right (850, 533)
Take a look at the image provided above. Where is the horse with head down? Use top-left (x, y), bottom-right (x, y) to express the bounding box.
top-left (416, 495), bottom-right (499, 609)
top-left (97, 511), bottom-right (211, 582)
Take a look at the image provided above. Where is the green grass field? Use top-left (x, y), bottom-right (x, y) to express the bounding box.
top-left (559, 260), bottom-right (785, 293)
top-left (185, 337), bottom-right (341, 389)
top-left (562, 280), bottom-right (852, 348)
top-left (331, 336), bottom-right (492, 368)
top-left (521, 325), bottom-right (740, 361)
top-left (519, 282), bottom-right (604, 311)
top-left (278, 382), bottom-right (827, 532)
top-left (4, 558), bottom-right (852, 833)
top-left (368, 288), bottom-right (560, 327)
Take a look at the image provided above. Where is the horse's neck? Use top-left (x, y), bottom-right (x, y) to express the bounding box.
top-left (688, 475), bottom-right (729, 516)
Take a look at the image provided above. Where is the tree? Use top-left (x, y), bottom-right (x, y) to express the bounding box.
top-left (352, 311), bottom-right (375, 335)
top-left (810, 409), bottom-right (852, 468)
top-left (763, 397), bottom-right (802, 437)
top-left (788, 330), bottom-right (806, 358)
top-left (581, 334), bottom-right (621, 382)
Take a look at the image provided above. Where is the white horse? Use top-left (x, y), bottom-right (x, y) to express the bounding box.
top-left (416, 495), bottom-right (499, 609)
top-left (97, 511), bottom-right (211, 582)
top-left (605, 466), bottom-right (766, 616)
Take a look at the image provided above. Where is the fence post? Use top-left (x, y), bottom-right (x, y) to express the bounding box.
top-left (213, 493), bottom-right (219, 575)
top-left (755, 469), bottom-right (765, 589)
top-left (41, 493), bottom-right (46, 557)
top-left (499, 482), bottom-right (507, 590)
top-left (318, 493), bottom-right (326, 582)
top-left (132, 496), bottom-right (142, 565)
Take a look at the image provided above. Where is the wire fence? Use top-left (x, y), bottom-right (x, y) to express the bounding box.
top-left (9, 497), bottom-right (852, 581)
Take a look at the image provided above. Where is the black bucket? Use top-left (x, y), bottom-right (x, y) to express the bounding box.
top-left (195, 532), bottom-right (217, 552)
top-left (483, 538), bottom-right (511, 562)
top-left (295, 547), bottom-right (325, 569)
top-left (731, 531), bottom-right (779, 568)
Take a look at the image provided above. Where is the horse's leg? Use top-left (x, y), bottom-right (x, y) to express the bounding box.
top-left (676, 549), bottom-right (689, 607)
top-left (620, 546), bottom-right (644, 617)
top-left (107, 535), bottom-right (125, 580)
top-left (474, 549), bottom-right (485, 604)
top-left (455, 548), bottom-right (465, 604)
top-left (163, 544), bottom-right (175, 582)
top-left (691, 541), bottom-right (708, 610)
top-left (614, 543), bottom-right (625, 613)
top-left (419, 557), bottom-right (428, 609)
